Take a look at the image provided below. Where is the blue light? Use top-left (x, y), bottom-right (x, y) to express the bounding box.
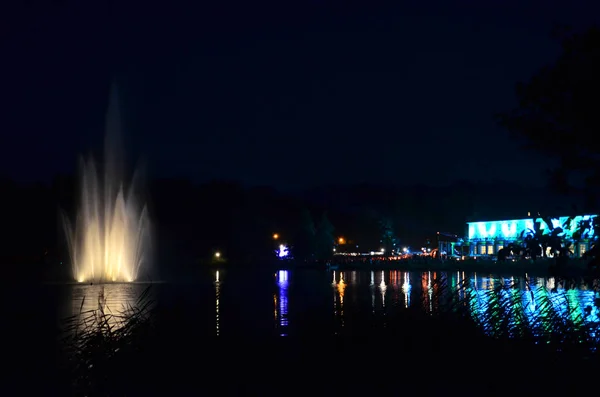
top-left (276, 244), bottom-right (289, 258)
top-left (467, 215), bottom-right (597, 240)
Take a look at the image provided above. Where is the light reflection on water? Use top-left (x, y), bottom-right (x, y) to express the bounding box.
top-left (215, 270), bottom-right (220, 336)
top-left (275, 270), bottom-right (289, 336)
top-left (67, 283), bottom-right (149, 334)
top-left (59, 269), bottom-right (600, 342)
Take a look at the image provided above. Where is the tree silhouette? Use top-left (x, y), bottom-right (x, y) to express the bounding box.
top-left (379, 217), bottom-right (399, 255)
top-left (496, 26), bottom-right (600, 201)
top-left (315, 212), bottom-right (335, 260)
top-left (293, 208), bottom-right (317, 260)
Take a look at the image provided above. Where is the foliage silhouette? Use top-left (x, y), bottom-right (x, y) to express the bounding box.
top-left (496, 25), bottom-right (600, 203)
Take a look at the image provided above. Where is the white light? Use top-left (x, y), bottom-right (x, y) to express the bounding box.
top-left (215, 252), bottom-right (221, 258)
top-left (380, 248), bottom-right (385, 252)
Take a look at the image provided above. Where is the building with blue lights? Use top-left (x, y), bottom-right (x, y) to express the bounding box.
top-left (456, 215), bottom-right (597, 258)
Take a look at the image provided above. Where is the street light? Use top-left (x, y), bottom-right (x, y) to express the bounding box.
top-left (215, 252), bottom-right (221, 258)
top-left (273, 233), bottom-right (279, 240)
top-left (338, 237), bottom-right (345, 244)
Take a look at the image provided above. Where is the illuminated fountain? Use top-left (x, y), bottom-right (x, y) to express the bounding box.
top-left (62, 86), bottom-right (150, 283)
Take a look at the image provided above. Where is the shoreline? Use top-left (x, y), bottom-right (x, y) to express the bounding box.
top-left (323, 258), bottom-right (591, 276)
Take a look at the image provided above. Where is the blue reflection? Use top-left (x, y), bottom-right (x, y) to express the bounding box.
top-left (580, 290), bottom-right (599, 322)
top-left (277, 270), bottom-right (289, 336)
top-left (470, 277), bottom-right (600, 343)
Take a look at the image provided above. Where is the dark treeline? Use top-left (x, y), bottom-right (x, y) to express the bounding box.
top-left (0, 175), bottom-right (582, 279)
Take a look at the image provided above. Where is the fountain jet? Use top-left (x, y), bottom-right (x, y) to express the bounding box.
top-left (62, 85), bottom-right (150, 283)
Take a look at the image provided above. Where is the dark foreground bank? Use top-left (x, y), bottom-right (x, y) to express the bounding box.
top-left (5, 308), bottom-right (598, 397)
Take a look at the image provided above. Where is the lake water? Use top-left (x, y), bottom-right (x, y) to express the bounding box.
top-left (5, 267), bottom-right (600, 396)
top-left (46, 268), bottom-right (600, 340)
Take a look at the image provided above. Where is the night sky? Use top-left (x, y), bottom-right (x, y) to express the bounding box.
top-left (2, 1), bottom-right (599, 189)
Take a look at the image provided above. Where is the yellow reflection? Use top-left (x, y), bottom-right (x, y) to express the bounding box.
top-left (215, 271), bottom-right (220, 336)
top-left (337, 273), bottom-right (346, 306)
top-left (69, 283), bottom-right (148, 335)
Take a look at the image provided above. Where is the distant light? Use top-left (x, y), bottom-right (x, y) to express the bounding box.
top-left (338, 237), bottom-right (345, 244)
top-left (402, 247), bottom-right (408, 253)
top-left (273, 233), bottom-right (279, 240)
top-left (215, 252), bottom-right (221, 258)
top-left (333, 248), bottom-right (336, 252)
top-left (78, 278), bottom-right (84, 283)
top-left (277, 244), bottom-right (289, 258)
top-left (380, 248), bottom-right (385, 252)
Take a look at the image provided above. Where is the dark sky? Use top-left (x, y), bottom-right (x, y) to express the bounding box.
top-left (2, 1), bottom-right (599, 189)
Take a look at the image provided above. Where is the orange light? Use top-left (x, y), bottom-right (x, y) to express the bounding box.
top-left (338, 237), bottom-right (345, 244)
top-left (273, 233), bottom-right (279, 240)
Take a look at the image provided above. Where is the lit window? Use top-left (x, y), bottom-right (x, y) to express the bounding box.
top-left (580, 244), bottom-right (587, 256)
top-left (487, 245), bottom-right (494, 255)
top-left (479, 245), bottom-right (486, 255)
top-left (497, 245), bottom-right (504, 252)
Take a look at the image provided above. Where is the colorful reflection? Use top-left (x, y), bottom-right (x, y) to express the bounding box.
top-left (275, 270), bottom-right (289, 336)
top-left (389, 270), bottom-right (400, 307)
top-left (402, 272), bottom-right (411, 308)
top-left (468, 276), bottom-right (600, 342)
top-left (421, 271), bottom-right (433, 312)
